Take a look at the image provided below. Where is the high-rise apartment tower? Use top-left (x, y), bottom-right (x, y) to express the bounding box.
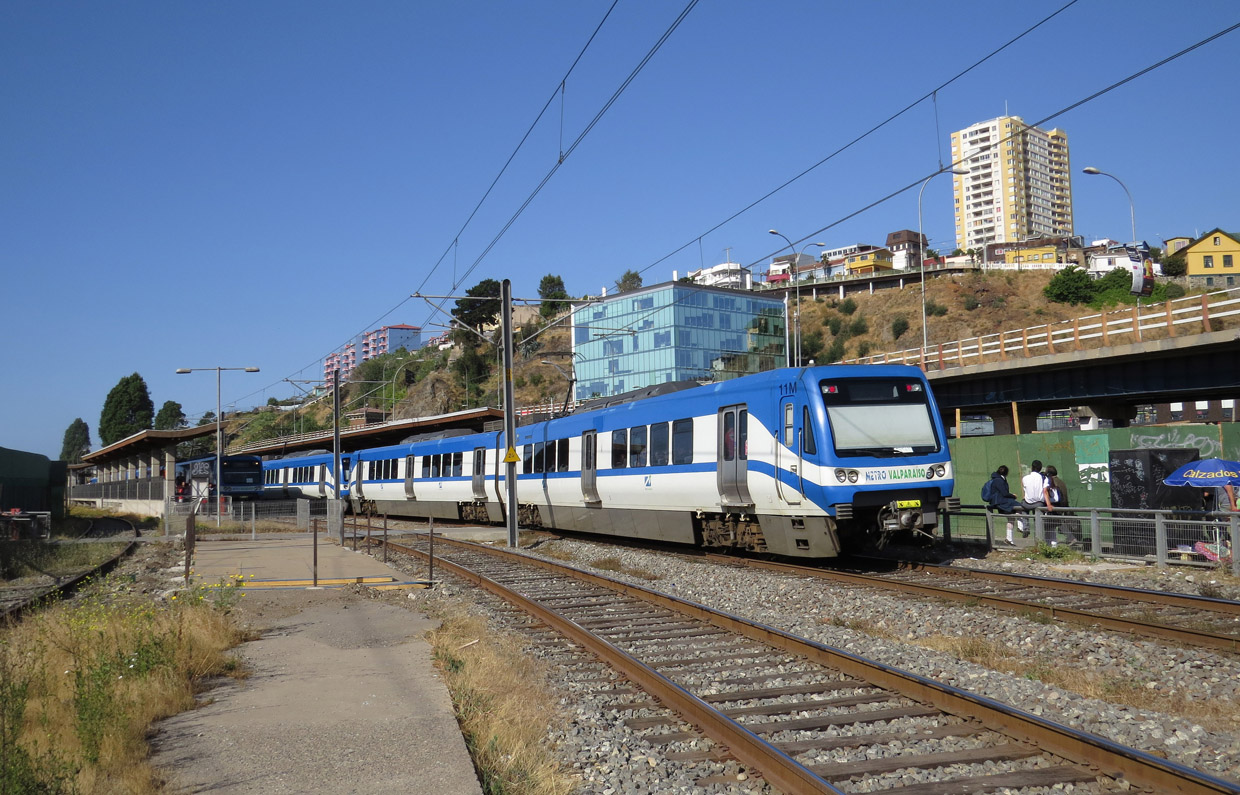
top-left (950, 115), bottom-right (1073, 252)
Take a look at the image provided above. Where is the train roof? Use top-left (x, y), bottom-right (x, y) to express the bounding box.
top-left (573, 380), bottom-right (703, 414)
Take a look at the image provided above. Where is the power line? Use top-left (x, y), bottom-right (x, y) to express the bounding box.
top-left (632, 0), bottom-right (1083, 277)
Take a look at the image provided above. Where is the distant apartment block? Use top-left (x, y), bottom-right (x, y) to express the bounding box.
top-left (677, 261), bottom-right (753, 290)
top-left (951, 115), bottom-right (1073, 252)
top-left (324, 324), bottom-right (422, 382)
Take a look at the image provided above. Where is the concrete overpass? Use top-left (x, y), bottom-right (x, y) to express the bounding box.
top-left (847, 288), bottom-right (1240, 434)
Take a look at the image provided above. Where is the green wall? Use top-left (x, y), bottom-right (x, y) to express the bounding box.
top-left (949, 423), bottom-right (1240, 508)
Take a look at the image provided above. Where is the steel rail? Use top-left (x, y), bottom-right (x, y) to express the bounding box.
top-left (1, 519), bottom-right (137, 621)
top-left (725, 556), bottom-right (1240, 653)
top-left (872, 557), bottom-right (1240, 615)
top-left (393, 534), bottom-right (1240, 794)
top-left (384, 537), bottom-right (842, 794)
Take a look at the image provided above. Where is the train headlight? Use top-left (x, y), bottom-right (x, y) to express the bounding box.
top-left (925, 467), bottom-right (935, 480)
top-left (835, 469), bottom-right (848, 483)
top-left (846, 470), bottom-right (859, 484)
top-left (935, 464), bottom-right (946, 477)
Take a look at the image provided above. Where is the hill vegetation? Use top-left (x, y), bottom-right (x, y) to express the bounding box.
top-left (226, 268), bottom-right (1200, 448)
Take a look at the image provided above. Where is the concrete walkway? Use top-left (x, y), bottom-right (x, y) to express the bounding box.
top-left (150, 535), bottom-right (484, 794)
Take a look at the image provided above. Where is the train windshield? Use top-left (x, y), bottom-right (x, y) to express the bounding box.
top-left (220, 458), bottom-right (262, 485)
top-left (819, 378), bottom-right (940, 457)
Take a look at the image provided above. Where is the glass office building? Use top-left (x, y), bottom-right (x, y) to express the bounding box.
top-left (572, 282), bottom-right (787, 401)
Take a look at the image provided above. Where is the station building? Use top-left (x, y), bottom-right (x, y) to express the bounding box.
top-left (571, 282), bottom-right (786, 402)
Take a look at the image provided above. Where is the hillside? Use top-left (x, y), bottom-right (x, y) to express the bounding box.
top-left (233, 269), bottom-right (1187, 446)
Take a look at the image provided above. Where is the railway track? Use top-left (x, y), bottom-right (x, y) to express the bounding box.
top-left (1, 517), bottom-right (137, 620)
top-left (377, 533), bottom-right (1240, 794)
top-left (714, 555), bottom-right (1240, 653)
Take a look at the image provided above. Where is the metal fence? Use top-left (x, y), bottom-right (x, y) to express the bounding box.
top-left (70, 479), bottom-right (165, 501)
top-left (946, 503), bottom-right (1240, 575)
top-left (164, 497), bottom-right (327, 527)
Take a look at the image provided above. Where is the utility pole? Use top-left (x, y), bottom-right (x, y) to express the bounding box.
top-left (501, 278), bottom-right (519, 548)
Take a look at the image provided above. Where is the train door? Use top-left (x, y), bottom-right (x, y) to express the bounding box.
top-left (581, 431), bottom-right (600, 504)
top-left (317, 464), bottom-right (326, 498)
top-left (717, 405), bottom-right (753, 507)
top-left (404, 455), bottom-right (417, 500)
top-left (471, 447), bottom-right (487, 500)
top-left (776, 400), bottom-right (802, 505)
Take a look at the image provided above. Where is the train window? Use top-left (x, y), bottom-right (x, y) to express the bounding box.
top-left (582, 434), bottom-right (596, 471)
top-left (783, 403), bottom-right (795, 447)
top-left (649, 422), bottom-right (669, 466)
top-left (629, 426), bottom-right (647, 468)
top-left (611, 430), bottom-right (627, 469)
top-left (672, 419), bottom-right (693, 464)
top-left (557, 439), bottom-right (570, 472)
top-left (533, 442), bottom-right (545, 474)
top-left (802, 406), bottom-right (817, 455)
top-left (452, 452), bottom-right (463, 477)
top-left (431, 455), bottom-right (441, 478)
top-left (421, 456), bottom-right (430, 478)
top-left (739, 410), bottom-right (748, 459)
top-left (522, 444), bottom-right (532, 474)
top-left (723, 413), bottom-right (736, 462)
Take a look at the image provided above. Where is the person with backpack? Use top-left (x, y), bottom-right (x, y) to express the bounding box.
top-left (983, 465), bottom-right (1024, 546)
top-left (1021, 460), bottom-right (1056, 544)
top-left (1045, 464), bottom-right (1077, 547)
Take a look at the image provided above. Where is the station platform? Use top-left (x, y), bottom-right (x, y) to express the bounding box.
top-left (151, 533), bottom-right (487, 794)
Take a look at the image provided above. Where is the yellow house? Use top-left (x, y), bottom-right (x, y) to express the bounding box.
top-left (1005, 244), bottom-right (1059, 266)
top-left (845, 248), bottom-right (893, 275)
top-left (1164, 236), bottom-right (1193, 255)
top-left (1184, 229), bottom-right (1240, 289)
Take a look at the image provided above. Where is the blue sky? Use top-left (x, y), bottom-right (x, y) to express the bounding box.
top-left (3, 1), bottom-right (1238, 459)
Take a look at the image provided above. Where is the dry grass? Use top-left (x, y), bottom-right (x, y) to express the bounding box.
top-left (917, 634), bottom-right (1239, 734)
top-left (822, 615), bottom-right (899, 639)
top-left (0, 579), bottom-right (247, 793)
top-left (427, 608), bottom-right (574, 795)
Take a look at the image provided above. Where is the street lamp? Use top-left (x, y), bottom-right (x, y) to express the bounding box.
top-left (769, 230), bottom-right (825, 367)
top-left (176, 366), bottom-right (260, 526)
top-left (917, 167), bottom-right (969, 352)
top-left (1082, 167), bottom-right (1136, 245)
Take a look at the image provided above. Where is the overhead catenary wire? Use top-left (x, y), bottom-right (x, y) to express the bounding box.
top-left (576, 18), bottom-right (1240, 352)
top-left (237, 1), bottom-right (631, 407)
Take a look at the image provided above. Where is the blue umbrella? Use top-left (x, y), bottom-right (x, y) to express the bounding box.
top-left (1163, 458), bottom-right (1240, 487)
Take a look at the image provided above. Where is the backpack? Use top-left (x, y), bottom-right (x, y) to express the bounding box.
top-left (980, 477), bottom-right (995, 504)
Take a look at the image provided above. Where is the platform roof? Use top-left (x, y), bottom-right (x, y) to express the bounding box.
top-left (230, 406), bottom-right (504, 458)
top-left (81, 426), bottom-right (216, 465)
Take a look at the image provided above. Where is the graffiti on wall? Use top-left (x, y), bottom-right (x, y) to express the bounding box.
top-left (1074, 434), bottom-right (1111, 487)
top-left (1130, 429), bottom-right (1221, 459)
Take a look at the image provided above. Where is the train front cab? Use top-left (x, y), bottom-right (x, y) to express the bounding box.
top-left (803, 367), bottom-right (957, 546)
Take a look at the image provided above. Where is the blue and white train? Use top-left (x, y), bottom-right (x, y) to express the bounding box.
top-left (267, 365), bottom-right (957, 557)
top-left (262, 450), bottom-right (352, 500)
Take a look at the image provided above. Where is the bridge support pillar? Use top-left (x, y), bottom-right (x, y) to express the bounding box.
top-left (1071, 403), bottom-right (1132, 430)
top-left (992, 402), bottom-right (1042, 436)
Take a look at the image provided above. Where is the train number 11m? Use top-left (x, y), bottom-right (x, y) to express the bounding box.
top-left (779, 381), bottom-right (798, 397)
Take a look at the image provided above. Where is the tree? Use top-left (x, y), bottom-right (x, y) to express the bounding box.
top-left (98, 372), bottom-right (154, 445)
top-left (615, 269), bottom-right (643, 293)
top-left (454, 278), bottom-right (502, 337)
top-left (153, 400), bottom-right (187, 430)
top-left (1042, 266), bottom-right (1096, 305)
top-left (1162, 248), bottom-right (1187, 277)
top-left (60, 418), bottom-right (91, 463)
top-left (538, 274), bottom-right (570, 319)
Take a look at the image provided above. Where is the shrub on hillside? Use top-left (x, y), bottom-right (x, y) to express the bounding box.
top-left (1043, 266), bottom-right (1096, 305)
top-left (839, 297), bottom-right (857, 315)
top-left (891, 316), bottom-right (909, 339)
top-left (849, 316), bottom-right (869, 336)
